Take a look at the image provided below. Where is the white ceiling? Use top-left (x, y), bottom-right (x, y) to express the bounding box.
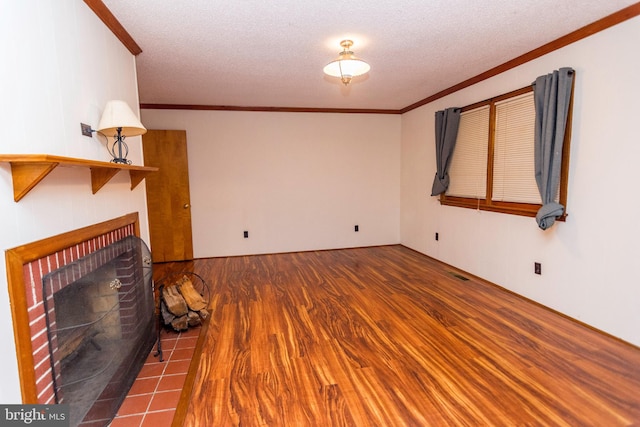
top-left (102, 0), bottom-right (637, 111)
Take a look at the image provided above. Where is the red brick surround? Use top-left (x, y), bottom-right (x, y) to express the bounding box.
top-left (23, 224), bottom-right (136, 403)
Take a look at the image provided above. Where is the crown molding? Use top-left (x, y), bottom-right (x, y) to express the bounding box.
top-left (139, 104), bottom-right (401, 114)
top-left (84, 0), bottom-right (142, 55)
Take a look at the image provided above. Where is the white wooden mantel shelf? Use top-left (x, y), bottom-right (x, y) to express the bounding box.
top-left (0, 154), bottom-right (159, 202)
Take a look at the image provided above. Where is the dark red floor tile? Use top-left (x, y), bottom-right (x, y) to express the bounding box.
top-left (175, 336), bottom-right (198, 349)
top-left (159, 337), bottom-right (177, 351)
top-left (138, 362), bottom-right (165, 379)
top-left (141, 410), bottom-right (175, 427)
top-left (128, 377), bottom-right (160, 396)
top-left (157, 374), bottom-right (187, 392)
top-left (163, 359), bottom-right (191, 375)
top-left (110, 414), bottom-right (144, 427)
top-left (170, 348), bottom-right (195, 361)
top-left (148, 390), bottom-right (182, 412)
top-left (117, 394), bottom-right (152, 416)
top-left (179, 327), bottom-right (201, 337)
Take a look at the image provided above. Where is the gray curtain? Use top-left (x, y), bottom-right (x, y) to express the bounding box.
top-left (431, 107), bottom-right (461, 196)
top-left (533, 67), bottom-right (574, 230)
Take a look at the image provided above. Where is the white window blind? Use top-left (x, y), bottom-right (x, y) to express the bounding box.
top-left (446, 106), bottom-right (489, 199)
top-left (492, 92), bottom-right (542, 204)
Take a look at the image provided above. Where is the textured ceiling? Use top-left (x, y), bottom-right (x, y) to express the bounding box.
top-left (102, 0), bottom-right (638, 110)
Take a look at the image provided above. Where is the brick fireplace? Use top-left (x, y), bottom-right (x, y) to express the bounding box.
top-left (5, 213), bottom-right (157, 425)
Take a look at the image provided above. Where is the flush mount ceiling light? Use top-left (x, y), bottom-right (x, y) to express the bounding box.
top-left (323, 39), bottom-right (370, 86)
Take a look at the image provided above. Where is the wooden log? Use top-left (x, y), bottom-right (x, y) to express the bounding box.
top-left (177, 276), bottom-right (207, 311)
top-left (163, 285), bottom-right (188, 316)
top-left (170, 315), bottom-right (189, 331)
top-left (187, 310), bottom-right (201, 327)
top-left (198, 308), bottom-right (210, 319)
top-left (160, 300), bottom-right (175, 325)
top-left (58, 327), bottom-right (96, 361)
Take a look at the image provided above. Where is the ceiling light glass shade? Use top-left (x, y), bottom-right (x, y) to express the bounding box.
top-left (97, 100), bottom-right (147, 137)
top-left (323, 40), bottom-right (370, 85)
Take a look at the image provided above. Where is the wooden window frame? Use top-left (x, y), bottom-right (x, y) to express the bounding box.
top-left (440, 84), bottom-right (574, 220)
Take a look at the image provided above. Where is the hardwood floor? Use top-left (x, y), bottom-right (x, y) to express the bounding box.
top-left (153, 245), bottom-right (640, 426)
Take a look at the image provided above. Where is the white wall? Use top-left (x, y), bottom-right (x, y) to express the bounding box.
top-left (0, 1), bottom-right (150, 402)
top-left (141, 110), bottom-right (401, 257)
top-left (401, 16), bottom-right (640, 346)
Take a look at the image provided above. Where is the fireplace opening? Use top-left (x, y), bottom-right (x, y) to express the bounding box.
top-left (42, 235), bottom-right (157, 426)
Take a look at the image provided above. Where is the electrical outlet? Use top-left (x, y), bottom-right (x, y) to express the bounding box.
top-left (355, 225), bottom-right (359, 232)
top-left (534, 262), bottom-right (541, 275)
top-left (243, 231), bottom-right (248, 238)
top-left (435, 232), bottom-right (439, 241)
top-left (81, 123), bottom-right (93, 137)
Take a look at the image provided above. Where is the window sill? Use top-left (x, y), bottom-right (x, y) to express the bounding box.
top-left (439, 196), bottom-right (567, 221)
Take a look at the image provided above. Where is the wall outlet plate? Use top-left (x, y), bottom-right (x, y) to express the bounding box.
top-left (534, 262), bottom-right (541, 275)
top-left (81, 123), bottom-right (93, 137)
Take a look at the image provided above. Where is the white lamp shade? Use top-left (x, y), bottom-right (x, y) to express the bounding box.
top-left (97, 100), bottom-right (147, 137)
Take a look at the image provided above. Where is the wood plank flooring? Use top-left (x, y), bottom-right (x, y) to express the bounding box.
top-left (153, 245), bottom-right (640, 426)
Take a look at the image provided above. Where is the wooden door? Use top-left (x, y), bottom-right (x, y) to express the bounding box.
top-left (142, 130), bottom-right (194, 262)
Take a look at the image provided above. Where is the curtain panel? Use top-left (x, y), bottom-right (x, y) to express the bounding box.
top-left (532, 67), bottom-right (574, 230)
top-left (431, 107), bottom-right (461, 196)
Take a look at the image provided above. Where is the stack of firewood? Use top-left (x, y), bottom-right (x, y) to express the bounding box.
top-left (160, 275), bottom-right (209, 331)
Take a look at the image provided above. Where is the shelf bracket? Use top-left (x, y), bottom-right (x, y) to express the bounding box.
top-left (90, 167), bottom-right (120, 194)
top-left (129, 170), bottom-right (149, 191)
top-left (9, 162), bottom-right (60, 202)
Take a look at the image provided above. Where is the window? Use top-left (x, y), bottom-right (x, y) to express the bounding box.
top-left (440, 86), bottom-right (572, 218)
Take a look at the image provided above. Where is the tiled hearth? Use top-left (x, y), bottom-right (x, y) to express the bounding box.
top-left (110, 326), bottom-right (199, 427)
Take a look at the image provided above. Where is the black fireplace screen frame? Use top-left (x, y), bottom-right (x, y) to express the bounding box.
top-left (42, 235), bottom-right (157, 426)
